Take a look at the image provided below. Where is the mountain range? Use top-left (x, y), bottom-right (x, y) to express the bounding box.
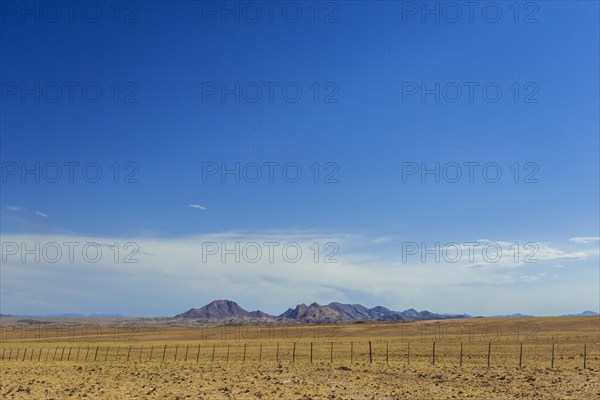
top-left (175, 300), bottom-right (471, 323)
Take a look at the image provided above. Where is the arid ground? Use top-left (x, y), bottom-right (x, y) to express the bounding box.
top-left (1, 317), bottom-right (598, 399)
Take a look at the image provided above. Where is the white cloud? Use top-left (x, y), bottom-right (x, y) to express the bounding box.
top-left (569, 236), bottom-right (600, 244)
top-left (6, 206), bottom-right (24, 212)
top-left (1, 233), bottom-right (598, 316)
top-left (188, 204), bottom-right (207, 210)
top-left (35, 211), bottom-right (48, 218)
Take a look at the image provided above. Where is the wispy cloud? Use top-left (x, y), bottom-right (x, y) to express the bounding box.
top-left (35, 211), bottom-right (48, 218)
top-left (569, 237), bottom-right (600, 244)
top-left (1, 232), bottom-right (598, 316)
top-left (6, 206), bottom-right (24, 212)
top-left (188, 204), bottom-right (207, 210)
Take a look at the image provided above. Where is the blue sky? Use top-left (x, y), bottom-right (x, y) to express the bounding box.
top-left (1, 1), bottom-right (598, 316)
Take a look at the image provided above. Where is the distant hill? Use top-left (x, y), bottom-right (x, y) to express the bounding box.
top-left (560, 311), bottom-right (599, 317)
top-left (488, 313), bottom-right (532, 318)
top-left (175, 300), bottom-right (271, 320)
top-left (0, 313), bottom-right (125, 318)
top-left (175, 300), bottom-right (471, 324)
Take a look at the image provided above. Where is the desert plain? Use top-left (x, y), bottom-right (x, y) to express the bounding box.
top-left (0, 316), bottom-right (598, 399)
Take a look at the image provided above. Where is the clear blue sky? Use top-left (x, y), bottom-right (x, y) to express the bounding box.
top-left (1, 1), bottom-right (598, 316)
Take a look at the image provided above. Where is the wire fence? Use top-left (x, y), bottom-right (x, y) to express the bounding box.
top-left (1, 341), bottom-right (598, 369)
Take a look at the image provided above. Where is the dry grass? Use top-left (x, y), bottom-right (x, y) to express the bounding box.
top-left (1, 317), bottom-right (599, 399)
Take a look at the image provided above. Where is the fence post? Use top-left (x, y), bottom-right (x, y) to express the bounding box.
top-left (1, 348), bottom-right (5, 360)
top-left (292, 342), bottom-right (296, 363)
top-left (8, 348), bottom-right (13, 361)
top-left (162, 345), bottom-right (167, 363)
top-left (432, 342), bottom-right (436, 366)
top-left (243, 343), bottom-right (246, 363)
top-left (115, 346), bottom-right (120, 361)
top-left (519, 343), bottom-right (523, 369)
top-left (551, 343), bottom-right (554, 369)
top-left (584, 344), bottom-right (587, 369)
top-left (30, 348), bottom-right (34, 361)
top-left (174, 344), bottom-right (178, 361)
top-left (459, 343), bottom-right (463, 367)
top-left (85, 346), bottom-right (90, 362)
top-left (276, 342), bottom-right (280, 364)
top-left (94, 346), bottom-right (99, 361)
top-left (104, 346), bottom-right (109, 361)
top-left (369, 341), bottom-right (372, 364)
top-left (196, 344), bottom-right (200, 363)
top-left (76, 347), bottom-right (81, 362)
top-left (227, 344), bottom-right (230, 363)
top-left (330, 342), bottom-right (333, 363)
top-left (350, 341), bottom-right (353, 363)
top-left (386, 341), bottom-right (389, 364)
top-left (211, 344), bottom-right (215, 362)
top-left (185, 344), bottom-right (189, 362)
top-left (310, 342), bottom-right (313, 364)
top-left (61, 347), bottom-right (66, 361)
top-left (127, 346), bottom-right (131, 362)
top-left (407, 342), bottom-right (410, 366)
top-left (67, 347), bottom-right (72, 361)
top-left (139, 346), bottom-right (143, 362)
top-left (487, 342), bottom-right (491, 368)
top-left (22, 348), bottom-right (27, 361)
top-left (259, 343), bottom-right (262, 364)
top-left (38, 348), bottom-right (42, 362)
top-left (150, 345), bottom-right (154, 361)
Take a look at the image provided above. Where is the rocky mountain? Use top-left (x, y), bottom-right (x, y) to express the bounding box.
top-left (175, 300), bottom-right (471, 323)
top-left (175, 300), bottom-right (271, 320)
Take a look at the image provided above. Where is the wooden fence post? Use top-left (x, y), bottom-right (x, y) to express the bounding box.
top-left (149, 345), bottom-right (154, 361)
top-left (519, 343), bottom-right (523, 369)
top-left (584, 344), bottom-right (587, 369)
top-left (105, 346), bottom-right (109, 361)
top-left (115, 346), bottom-right (120, 361)
top-left (22, 348), bottom-right (27, 361)
top-left (350, 342), bottom-right (353, 363)
top-left (487, 342), bottom-right (491, 368)
top-left (8, 348), bottom-right (13, 361)
top-left (432, 342), bottom-right (436, 365)
top-left (1, 348), bottom-right (5, 360)
top-left (551, 343), bottom-right (555, 369)
top-left (310, 342), bottom-right (313, 364)
top-left (60, 347), bottom-right (65, 361)
top-left (407, 342), bottom-right (410, 366)
top-left (369, 341), bottom-right (372, 364)
top-left (259, 343), bottom-right (262, 364)
top-left (386, 341), bottom-right (389, 364)
top-left (330, 342), bottom-right (333, 363)
top-left (174, 344), bottom-right (178, 361)
top-left (459, 343), bottom-right (463, 367)
top-left (292, 342), bottom-right (296, 363)
top-left (139, 346), bottom-right (143, 362)
top-left (276, 342), bottom-right (280, 364)
top-left (38, 348), bottom-right (42, 362)
top-left (227, 344), bottom-right (230, 362)
top-left (243, 343), bottom-right (246, 363)
top-left (85, 346), bottom-right (90, 361)
top-left (196, 344), bottom-right (200, 362)
top-left (185, 344), bottom-right (189, 362)
top-left (30, 348), bottom-right (34, 361)
top-left (67, 347), bottom-right (72, 361)
top-left (211, 344), bottom-right (215, 362)
top-left (127, 346), bottom-right (131, 362)
top-left (76, 347), bottom-right (81, 361)
top-left (162, 345), bottom-right (167, 363)
top-left (94, 346), bottom-right (99, 361)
